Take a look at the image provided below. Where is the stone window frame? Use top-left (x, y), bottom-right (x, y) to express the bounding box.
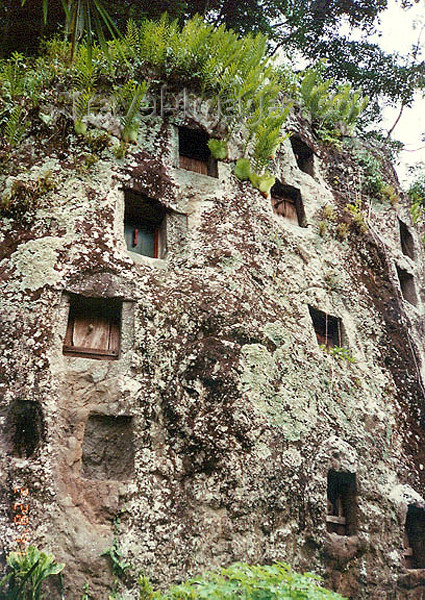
top-left (63, 295), bottom-right (122, 360)
top-left (124, 189), bottom-right (168, 260)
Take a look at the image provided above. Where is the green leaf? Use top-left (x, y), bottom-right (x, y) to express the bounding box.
top-left (250, 172), bottom-right (275, 196)
top-left (234, 158), bottom-right (251, 181)
top-left (208, 138), bottom-right (228, 160)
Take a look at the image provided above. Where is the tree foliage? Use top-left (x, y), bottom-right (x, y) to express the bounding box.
top-left (2, 0), bottom-right (423, 114)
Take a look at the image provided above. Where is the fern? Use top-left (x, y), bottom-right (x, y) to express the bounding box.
top-left (73, 89), bottom-right (94, 135)
top-left (114, 80), bottom-right (149, 142)
top-left (299, 63), bottom-right (368, 137)
top-left (4, 105), bottom-right (28, 145)
top-left (0, 52), bottom-right (29, 102)
top-left (138, 14), bottom-right (171, 68)
top-left (72, 48), bottom-right (98, 91)
top-left (252, 116), bottom-right (287, 172)
top-left (123, 19), bottom-right (140, 55)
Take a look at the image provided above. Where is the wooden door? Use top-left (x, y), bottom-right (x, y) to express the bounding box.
top-left (272, 196), bottom-right (299, 224)
top-left (63, 297), bottom-right (121, 359)
top-left (179, 155), bottom-right (208, 175)
top-left (72, 313), bottom-right (112, 351)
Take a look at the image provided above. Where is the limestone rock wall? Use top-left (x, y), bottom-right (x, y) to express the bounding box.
top-left (1, 110), bottom-right (425, 599)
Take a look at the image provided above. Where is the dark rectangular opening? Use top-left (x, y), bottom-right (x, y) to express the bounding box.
top-left (271, 181), bottom-right (306, 227)
top-left (82, 414), bottom-right (134, 481)
top-left (327, 471), bottom-right (357, 536)
top-left (396, 266), bottom-right (418, 306)
top-left (124, 190), bottom-right (166, 259)
top-left (308, 306), bottom-right (343, 348)
top-left (399, 220), bottom-right (415, 261)
top-left (6, 400), bottom-right (45, 459)
top-left (290, 135), bottom-right (314, 177)
top-left (63, 295), bottom-right (121, 360)
top-left (179, 126), bottom-right (217, 178)
top-left (404, 506), bottom-right (425, 569)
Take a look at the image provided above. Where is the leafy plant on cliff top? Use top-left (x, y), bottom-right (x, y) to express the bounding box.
top-left (208, 139), bottom-right (228, 160)
top-left (408, 165), bottom-right (425, 208)
top-left (4, 106), bottom-right (29, 146)
top-left (0, 546), bottom-right (64, 600)
top-left (299, 63), bottom-right (369, 140)
top-left (408, 165), bottom-right (425, 233)
top-left (113, 80), bottom-right (149, 143)
top-left (353, 148), bottom-right (385, 199)
top-left (345, 197), bottom-right (367, 233)
top-left (151, 562), bottom-right (346, 599)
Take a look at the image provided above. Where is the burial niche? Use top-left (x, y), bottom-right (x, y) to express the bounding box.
top-left (399, 219), bottom-right (415, 261)
top-left (326, 470), bottom-right (357, 536)
top-left (396, 267), bottom-right (418, 306)
top-left (6, 399), bottom-right (45, 458)
top-left (290, 135), bottom-right (314, 177)
top-left (81, 414), bottom-right (135, 481)
top-left (404, 505), bottom-right (425, 569)
top-left (271, 181), bottom-right (306, 227)
top-left (178, 126), bottom-right (218, 177)
top-left (124, 191), bottom-right (167, 259)
top-left (63, 295), bottom-right (121, 360)
top-left (308, 306), bottom-right (343, 349)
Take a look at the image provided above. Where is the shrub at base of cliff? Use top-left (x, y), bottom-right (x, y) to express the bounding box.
top-left (0, 545), bottom-right (65, 600)
top-left (140, 563), bottom-right (346, 599)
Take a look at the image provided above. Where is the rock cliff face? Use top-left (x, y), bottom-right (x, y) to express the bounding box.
top-left (1, 104), bottom-right (425, 599)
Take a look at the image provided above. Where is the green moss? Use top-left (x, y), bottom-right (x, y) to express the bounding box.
top-left (262, 322), bottom-right (292, 348)
top-left (10, 237), bottom-right (64, 291)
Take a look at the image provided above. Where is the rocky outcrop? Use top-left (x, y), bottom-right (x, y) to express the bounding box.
top-left (1, 104), bottom-right (425, 599)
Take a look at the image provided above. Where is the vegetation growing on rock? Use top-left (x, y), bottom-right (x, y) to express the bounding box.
top-left (0, 15), bottom-right (370, 202)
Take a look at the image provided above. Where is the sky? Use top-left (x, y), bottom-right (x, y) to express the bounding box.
top-left (375, 0), bottom-right (425, 183)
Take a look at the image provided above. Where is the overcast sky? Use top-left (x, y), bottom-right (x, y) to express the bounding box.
top-left (375, 0), bottom-right (425, 183)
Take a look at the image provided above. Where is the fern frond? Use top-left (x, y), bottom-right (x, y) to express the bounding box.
top-left (0, 53), bottom-right (27, 101)
top-left (72, 89), bottom-right (95, 134)
top-left (4, 106), bottom-right (29, 146)
top-left (72, 48), bottom-right (98, 90)
top-left (116, 81), bottom-right (149, 142)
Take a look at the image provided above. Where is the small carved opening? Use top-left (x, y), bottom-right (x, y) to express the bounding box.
top-left (326, 470), bottom-right (357, 536)
top-left (396, 267), bottom-right (418, 306)
top-left (6, 400), bottom-right (45, 458)
top-left (179, 126), bottom-right (218, 177)
top-left (399, 219), bottom-right (415, 261)
top-left (308, 306), bottom-right (343, 348)
top-left (124, 190), bottom-right (167, 259)
top-left (81, 414), bottom-right (134, 481)
top-left (290, 135), bottom-right (314, 177)
top-left (271, 181), bottom-right (306, 227)
top-left (63, 295), bottom-right (121, 360)
top-left (404, 506), bottom-right (425, 569)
